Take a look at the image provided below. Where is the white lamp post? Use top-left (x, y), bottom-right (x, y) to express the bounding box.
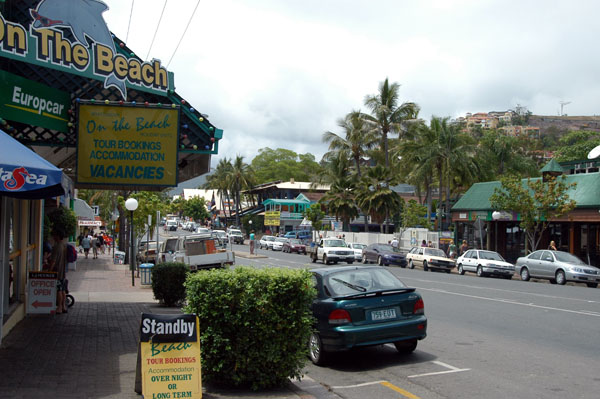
top-left (125, 198), bottom-right (139, 286)
top-left (492, 211), bottom-right (502, 252)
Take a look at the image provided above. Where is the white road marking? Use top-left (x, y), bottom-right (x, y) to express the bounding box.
top-left (407, 361), bottom-right (470, 378)
top-left (330, 380), bottom-right (387, 389)
top-left (416, 287), bottom-right (600, 317)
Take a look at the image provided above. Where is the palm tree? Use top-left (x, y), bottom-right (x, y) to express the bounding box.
top-left (203, 158), bottom-right (234, 220)
top-left (364, 78), bottom-right (419, 168)
top-left (355, 165), bottom-right (403, 233)
top-left (226, 155), bottom-right (254, 228)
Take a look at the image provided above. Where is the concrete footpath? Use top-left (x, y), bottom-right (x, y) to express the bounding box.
top-left (0, 251), bottom-right (337, 399)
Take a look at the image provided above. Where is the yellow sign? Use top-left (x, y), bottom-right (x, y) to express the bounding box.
top-left (264, 210), bottom-right (280, 226)
top-left (140, 313), bottom-right (202, 398)
top-left (77, 104), bottom-right (179, 186)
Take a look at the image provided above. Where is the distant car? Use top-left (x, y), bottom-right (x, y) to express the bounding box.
top-left (212, 230), bottom-right (227, 246)
top-left (259, 235), bottom-right (276, 249)
top-left (457, 249), bottom-right (514, 279)
top-left (272, 237), bottom-right (287, 251)
top-left (227, 229), bottom-right (244, 244)
top-left (406, 247), bottom-right (455, 273)
top-left (284, 230), bottom-right (312, 240)
top-left (283, 238), bottom-right (306, 254)
top-left (347, 243), bottom-right (367, 261)
top-left (361, 243), bottom-right (407, 267)
top-left (308, 265), bottom-right (427, 365)
top-left (196, 227), bottom-right (210, 234)
top-left (137, 242), bottom-right (159, 264)
top-left (515, 250), bottom-right (600, 288)
top-left (166, 220), bottom-right (178, 231)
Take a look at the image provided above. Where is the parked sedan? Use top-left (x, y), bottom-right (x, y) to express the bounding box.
top-left (515, 250), bottom-right (600, 288)
top-left (456, 249), bottom-right (514, 279)
top-left (283, 238), bottom-right (306, 254)
top-left (347, 243), bottom-right (367, 261)
top-left (271, 237), bottom-right (287, 251)
top-left (406, 247), bottom-right (455, 272)
top-left (308, 266), bottom-right (427, 365)
top-left (259, 235), bottom-right (275, 250)
top-left (362, 243), bottom-right (407, 267)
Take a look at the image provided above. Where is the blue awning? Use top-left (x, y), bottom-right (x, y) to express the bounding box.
top-left (0, 129), bottom-right (66, 199)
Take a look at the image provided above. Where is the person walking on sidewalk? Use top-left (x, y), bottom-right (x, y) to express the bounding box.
top-left (81, 234), bottom-right (91, 259)
top-left (91, 234), bottom-right (99, 259)
top-left (49, 232), bottom-right (68, 314)
top-left (249, 230), bottom-right (255, 255)
top-left (98, 233), bottom-right (105, 254)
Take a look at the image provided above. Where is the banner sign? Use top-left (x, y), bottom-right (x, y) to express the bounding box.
top-left (27, 271), bottom-right (56, 314)
top-left (0, 70), bottom-right (70, 132)
top-left (140, 313), bottom-right (202, 399)
top-left (0, 2), bottom-right (174, 99)
top-left (264, 210), bottom-right (280, 226)
top-left (76, 103), bottom-right (179, 187)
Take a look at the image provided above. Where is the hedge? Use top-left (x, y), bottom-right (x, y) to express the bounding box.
top-left (184, 266), bottom-right (316, 390)
top-left (151, 262), bottom-right (188, 306)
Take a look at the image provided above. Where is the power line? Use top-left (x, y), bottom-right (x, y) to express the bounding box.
top-left (167, 0), bottom-right (201, 68)
top-left (146, 0), bottom-right (169, 61)
top-left (126, 0), bottom-right (135, 43)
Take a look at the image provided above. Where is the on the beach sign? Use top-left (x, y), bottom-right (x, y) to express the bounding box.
top-left (140, 313), bottom-right (202, 399)
top-left (0, 0), bottom-right (174, 99)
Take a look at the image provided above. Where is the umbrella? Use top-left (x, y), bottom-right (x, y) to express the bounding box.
top-left (0, 129), bottom-right (66, 199)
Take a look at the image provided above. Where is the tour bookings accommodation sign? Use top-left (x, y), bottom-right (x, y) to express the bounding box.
top-left (140, 313), bottom-right (202, 399)
top-left (76, 104), bottom-right (179, 187)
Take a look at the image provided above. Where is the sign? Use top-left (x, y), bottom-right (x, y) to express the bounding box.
top-left (92, 205), bottom-right (100, 216)
top-left (78, 219), bottom-right (101, 226)
top-left (140, 313), bottom-right (202, 399)
top-left (0, 3), bottom-right (173, 99)
top-left (0, 70), bottom-right (70, 132)
top-left (264, 211), bottom-right (280, 226)
top-left (76, 103), bottom-right (179, 187)
top-left (27, 271), bottom-right (56, 314)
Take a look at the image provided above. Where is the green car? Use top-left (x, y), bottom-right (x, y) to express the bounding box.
top-left (309, 266), bottom-right (427, 365)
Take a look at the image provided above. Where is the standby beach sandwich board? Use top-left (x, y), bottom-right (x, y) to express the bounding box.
top-left (139, 313), bottom-right (202, 399)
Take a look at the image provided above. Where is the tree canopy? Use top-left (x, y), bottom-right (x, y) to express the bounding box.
top-left (251, 148), bottom-right (320, 184)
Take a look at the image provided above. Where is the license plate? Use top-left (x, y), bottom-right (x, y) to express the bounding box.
top-left (371, 308), bottom-right (397, 321)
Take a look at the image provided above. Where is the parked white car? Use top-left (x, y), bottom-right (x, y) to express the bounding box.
top-left (456, 249), bottom-right (514, 279)
top-left (272, 237), bottom-right (287, 251)
top-left (347, 243), bottom-right (367, 261)
top-left (259, 235), bottom-right (275, 249)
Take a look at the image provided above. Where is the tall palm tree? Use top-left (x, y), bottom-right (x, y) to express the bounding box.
top-left (203, 158), bottom-right (234, 220)
top-left (355, 165), bottom-right (403, 233)
top-left (364, 78), bottom-right (419, 168)
top-left (226, 155), bottom-right (254, 228)
top-left (317, 153), bottom-right (359, 231)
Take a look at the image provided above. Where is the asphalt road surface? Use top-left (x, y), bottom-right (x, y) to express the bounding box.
top-left (232, 243), bottom-right (600, 399)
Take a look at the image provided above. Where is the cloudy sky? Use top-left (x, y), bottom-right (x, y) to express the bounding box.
top-left (102, 0), bottom-right (600, 166)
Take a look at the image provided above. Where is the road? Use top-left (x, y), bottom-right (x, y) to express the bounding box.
top-left (230, 242), bottom-right (600, 399)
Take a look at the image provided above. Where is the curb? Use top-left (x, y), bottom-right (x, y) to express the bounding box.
top-left (234, 251), bottom-right (268, 259)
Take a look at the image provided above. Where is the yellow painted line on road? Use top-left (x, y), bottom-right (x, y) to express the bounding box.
top-left (380, 381), bottom-right (421, 399)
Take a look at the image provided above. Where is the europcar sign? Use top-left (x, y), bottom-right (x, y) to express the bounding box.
top-left (0, 0), bottom-right (174, 99)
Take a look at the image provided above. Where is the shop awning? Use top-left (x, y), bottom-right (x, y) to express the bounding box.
top-left (0, 129), bottom-right (67, 199)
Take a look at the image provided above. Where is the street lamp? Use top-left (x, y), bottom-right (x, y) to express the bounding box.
top-left (492, 211), bottom-right (501, 252)
top-left (125, 198), bottom-right (139, 287)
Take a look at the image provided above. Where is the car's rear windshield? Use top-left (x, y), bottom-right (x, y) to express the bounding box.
top-left (325, 268), bottom-right (407, 296)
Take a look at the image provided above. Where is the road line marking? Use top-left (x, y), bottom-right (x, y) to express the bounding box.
top-left (330, 380), bottom-right (386, 389)
top-left (431, 360), bottom-right (463, 371)
top-left (408, 368), bottom-right (471, 378)
top-left (380, 381), bottom-right (421, 399)
top-left (415, 287), bottom-right (600, 317)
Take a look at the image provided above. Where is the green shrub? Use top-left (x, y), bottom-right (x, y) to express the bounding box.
top-left (151, 262), bottom-right (189, 306)
top-left (184, 266), bottom-right (316, 390)
top-left (48, 206), bottom-right (77, 239)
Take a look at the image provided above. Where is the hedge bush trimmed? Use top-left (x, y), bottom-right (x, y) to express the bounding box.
top-left (184, 266), bottom-right (316, 390)
top-left (151, 262), bottom-right (188, 306)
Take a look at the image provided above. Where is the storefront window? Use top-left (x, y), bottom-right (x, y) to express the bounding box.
top-left (504, 223), bottom-right (524, 264)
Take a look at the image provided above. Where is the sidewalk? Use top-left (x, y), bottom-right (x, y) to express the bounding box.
top-left (0, 250), bottom-right (334, 399)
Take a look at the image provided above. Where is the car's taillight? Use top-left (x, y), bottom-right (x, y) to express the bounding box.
top-left (413, 298), bottom-right (424, 315)
top-left (328, 309), bottom-right (352, 324)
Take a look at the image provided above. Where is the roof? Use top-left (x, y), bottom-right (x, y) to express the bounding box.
top-left (452, 172), bottom-right (600, 211)
top-left (244, 180), bottom-right (329, 194)
top-left (263, 198), bottom-right (310, 206)
top-left (540, 159), bottom-right (564, 173)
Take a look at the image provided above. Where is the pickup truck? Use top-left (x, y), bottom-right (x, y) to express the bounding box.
top-left (159, 233), bottom-right (235, 270)
top-left (227, 229), bottom-right (245, 244)
top-left (308, 238), bottom-right (355, 265)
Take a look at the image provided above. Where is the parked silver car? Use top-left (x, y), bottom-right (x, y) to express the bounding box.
top-left (456, 249), bottom-right (514, 279)
top-left (515, 250), bottom-right (600, 288)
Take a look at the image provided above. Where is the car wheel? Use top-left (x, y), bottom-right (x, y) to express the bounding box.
top-left (549, 279), bottom-right (557, 284)
top-left (362, 254), bottom-right (368, 264)
top-left (458, 264), bottom-right (465, 275)
top-left (311, 253), bottom-right (317, 263)
top-left (323, 254), bottom-right (330, 265)
top-left (555, 269), bottom-right (566, 285)
top-left (347, 261), bottom-right (353, 264)
top-left (423, 260), bottom-right (429, 272)
top-left (520, 267), bottom-right (530, 281)
top-left (308, 332), bottom-right (328, 366)
top-left (586, 283), bottom-right (598, 288)
top-left (408, 259), bottom-right (414, 269)
top-left (394, 339), bottom-right (418, 354)
top-left (477, 266), bottom-right (484, 277)
top-left (378, 256), bottom-right (384, 266)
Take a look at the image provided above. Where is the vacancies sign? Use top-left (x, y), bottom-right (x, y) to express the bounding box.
top-left (140, 313), bottom-right (202, 399)
top-left (76, 103), bottom-right (179, 187)
top-left (0, 1), bottom-right (174, 99)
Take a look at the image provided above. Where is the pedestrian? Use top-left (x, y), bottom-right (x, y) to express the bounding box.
top-left (81, 234), bottom-right (91, 259)
top-left (249, 230), bottom-right (255, 255)
top-left (49, 231), bottom-right (68, 314)
top-left (391, 237), bottom-right (399, 249)
top-left (421, 240), bottom-right (427, 247)
top-left (448, 239), bottom-right (457, 259)
top-left (428, 240), bottom-right (433, 248)
top-left (548, 240), bottom-right (557, 251)
top-left (460, 240), bottom-right (468, 256)
top-left (91, 234), bottom-right (99, 259)
top-left (98, 233), bottom-right (105, 254)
